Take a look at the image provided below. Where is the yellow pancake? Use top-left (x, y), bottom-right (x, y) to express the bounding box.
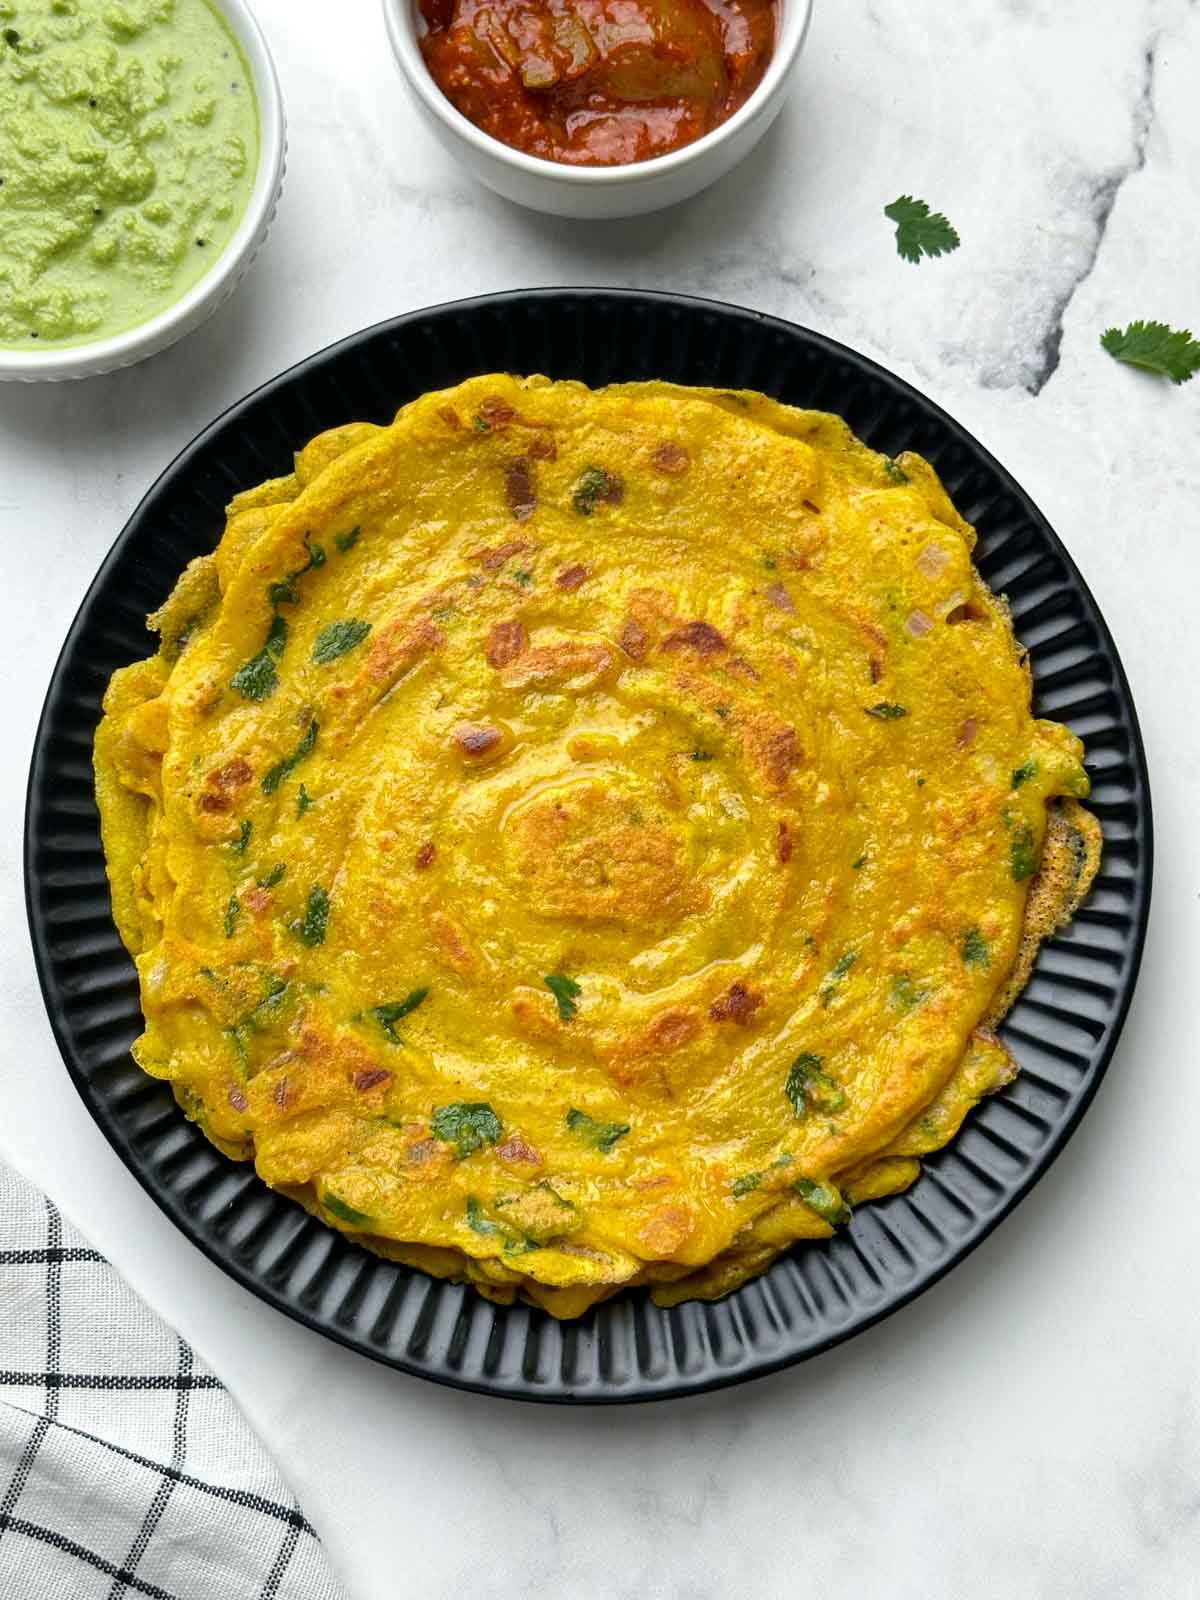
top-left (93, 376), bottom-right (1100, 1317)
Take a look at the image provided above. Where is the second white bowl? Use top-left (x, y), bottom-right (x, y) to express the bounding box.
top-left (382, 0), bottom-right (813, 220)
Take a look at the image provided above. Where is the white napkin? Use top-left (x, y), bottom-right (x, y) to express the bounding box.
top-left (0, 1160), bottom-right (349, 1600)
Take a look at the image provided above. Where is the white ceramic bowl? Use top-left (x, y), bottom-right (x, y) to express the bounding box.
top-left (382, 0), bottom-right (813, 219)
top-left (0, 0), bottom-right (286, 383)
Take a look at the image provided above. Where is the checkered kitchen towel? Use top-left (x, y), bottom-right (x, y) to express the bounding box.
top-left (0, 1160), bottom-right (348, 1600)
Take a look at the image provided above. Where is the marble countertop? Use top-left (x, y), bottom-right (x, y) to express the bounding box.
top-left (2, 0), bottom-right (1198, 1593)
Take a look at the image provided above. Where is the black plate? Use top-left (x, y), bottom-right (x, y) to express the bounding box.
top-left (25, 290), bottom-right (1152, 1403)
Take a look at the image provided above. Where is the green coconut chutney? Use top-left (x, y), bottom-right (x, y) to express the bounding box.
top-left (0, 0), bottom-right (259, 349)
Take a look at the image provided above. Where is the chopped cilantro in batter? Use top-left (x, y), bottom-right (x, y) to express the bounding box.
top-left (323, 1193), bottom-right (370, 1226)
top-left (371, 988), bottom-right (430, 1042)
top-left (312, 619), bottom-right (371, 664)
top-left (261, 719), bottom-right (317, 795)
top-left (432, 1102), bottom-right (502, 1158)
top-left (786, 1054), bottom-right (846, 1115)
top-left (565, 1108), bottom-right (629, 1153)
top-left (294, 884), bottom-right (329, 946)
top-left (793, 1177), bottom-right (851, 1225)
top-left (544, 973), bottom-right (581, 1020)
top-left (1010, 825), bottom-right (1040, 881)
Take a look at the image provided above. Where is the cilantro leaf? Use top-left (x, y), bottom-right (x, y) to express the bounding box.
top-left (261, 718), bottom-right (317, 795)
top-left (323, 1193), bottom-right (370, 1226)
top-left (1101, 320), bottom-right (1200, 385)
top-left (296, 784), bottom-right (313, 817)
top-left (793, 1177), bottom-right (851, 1225)
top-left (819, 951), bottom-right (858, 1008)
top-left (889, 974), bottom-right (930, 1013)
top-left (733, 1153), bottom-right (794, 1198)
top-left (312, 619), bottom-right (371, 665)
top-left (431, 1102), bottom-right (502, 1158)
top-left (465, 1196), bottom-right (505, 1236)
top-left (961, 926), bottom-right (990, 969)
top-left (231, 608), bottom-right (290, 702)
top-left (223, 894), bottom-right (240, 938)
top-left (230, 819), bottom-right (252, 855)
top-left (334, 526), bottom-right (361, 553)
top-left (785, 1053), bottom-right (846, 1116)
top-left (565, 1108), bottom-right (630, 1153)
top-left (1010, 825), bottom-right (1040, 882)
top-left (370, 988), bottom-right (430, 1042)
top-left (864, 702), bottom-right (908, 720)
top-left (572, 465), bottom-right (623, 515)
top-left (294, 884), bottom-right (329, 946)
top-left (230, 648), bottom-right (279, 702)
top-left (885, 195), bottom-right (961, 264)
top-left (544, 973), bottom-right (581, 1021)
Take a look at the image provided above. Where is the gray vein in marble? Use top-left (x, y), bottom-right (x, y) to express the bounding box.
top-left (1024, 37), bottom-right (1157, 396)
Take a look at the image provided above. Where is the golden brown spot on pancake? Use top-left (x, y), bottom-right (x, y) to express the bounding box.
top-left (529, 434), bottom-right (557, 461)
top-left (957, 717), bottom-right (978, 749)
top-left (436, 405), bottom-right (460, 430)
top-left (496, 1133), bottom-right (542, 1167)
top-left (414, 840), bottom-right (437, 870)
top-left (764, 582), bottom-right (795, 613)
top-left (428, 908), bottom-right (475, 975)
top-left (639, 1203), bottom-right (693, 1257)
top-left (242, 886), bottom-right (272, 914)
top-left (651, 441), bottom-right (690, 474)
top-left (556, 564), bottom-right (589, 591)
top-left (199, 792), bottom-right (231, 813)
top-left (708, 982), bottom-right (763, 1024)
top-left (631, 1008), bottom-right (698, 1057)
top-left (504, 457), bottom-right (537, 522)
top-left (500, 639), bottom-right (614, 692)
top-left (661, 620), bottom-right (728, 659)
top-left (869, 655), bottom-right (883, 684)
top-left (479, 397), bottom-right (517, 428)
top-left (365, 616), bottom-right (444, 685)
top-left (453, 722), bottom-right (507, 760)
top-left (727, 655), bottom-right (760, 683)
top-left (472, 538), bottom-right (531, 572)
top-left (619, 618), bottom-right (650, 661)
top-left (485, 619), bottom-right (528, 667)
top-left (777, 820), bottom-right (793, 863)
top-left (566, 732), bottom-right (619, 761)
top-left (227, 1084), bottom-right (247, 1112)
top-left (354, 1069), bottom-right (391, 1092)
top-left (742, 713), bottom-right (801, 788)
top-left (213, 758), bottom-right (252, 790)
top-left (504, 783), bottom-right (704, 925)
